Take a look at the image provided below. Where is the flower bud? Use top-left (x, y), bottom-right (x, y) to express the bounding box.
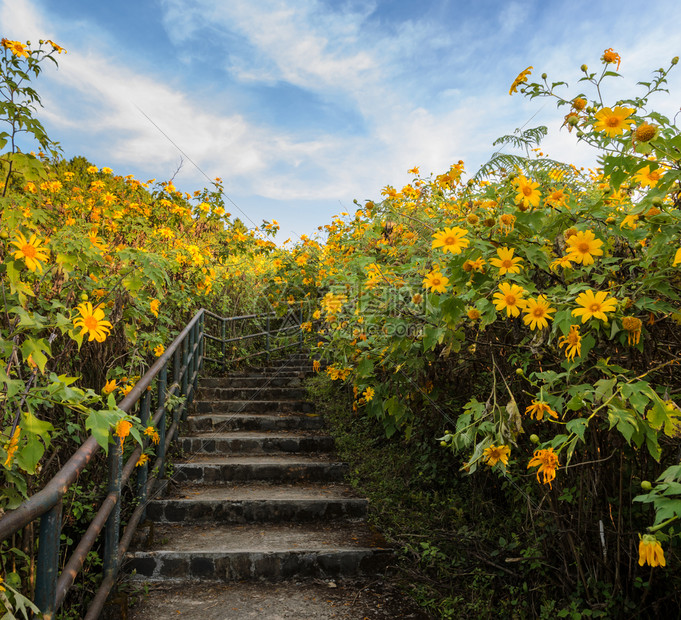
top-left (672, 56), bottom-right (679, 65)
top-left (541, 72), bottom-right (547, 80)
top-left (581, 64), bottom-right (588, 73)
top-left (530, 434), bottom-right (540, 444)
top-left (641, 480), bottom-right (652, 491)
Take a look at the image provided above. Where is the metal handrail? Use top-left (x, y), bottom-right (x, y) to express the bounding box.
top-left (0, 304), bottom-right (308, 619)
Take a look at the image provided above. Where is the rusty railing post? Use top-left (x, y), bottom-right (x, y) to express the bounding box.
top-left (157, 364), bottom-right (168, 478)
top-left (137, 389), bottom-right (151, 520)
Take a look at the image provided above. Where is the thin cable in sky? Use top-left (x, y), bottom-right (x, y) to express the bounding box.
top-left (134, 104), bottom-right (259, 229)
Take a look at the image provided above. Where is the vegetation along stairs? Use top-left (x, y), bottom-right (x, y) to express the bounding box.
top-left (123, 354), bottom-right (394, 617)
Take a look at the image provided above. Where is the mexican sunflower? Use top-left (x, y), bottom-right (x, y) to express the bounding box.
top-left (483, 444), bottom-right (510, 467)
top-left (423, 270), bottom-right (449, 293)
top-left (11, 232), bottom-right (50, 272)
top-left (431, 226), bottom-right (469, 254)
top-left (593, 106), bottom-right (635, 137)
top-left (558, 325), bottom-right (582, 361)
top-left (638, 535), bottom-right (665, 567)
top-left (73, 302), bottom-right (113, 342)
top-left (528, 448), bottom-right (559, 487)
top-left (571, 290), bottom-right (617, 323)
top-left (522, 296), bottom-right (555, 331)
top-left (509, 66), bottom-right (533, 95)
top-left (514, 175), bottom-right (541, 209)
top-left (493, 282), bottom-right (526, 317)
top-left (525, 400), bottom-right (558, 421)
top-left (490, 247), bottom-right (523, 275)
top-left (565, 230), bottom-right (604, 265)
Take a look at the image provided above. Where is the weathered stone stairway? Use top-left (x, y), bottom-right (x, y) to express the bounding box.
top-left (123, 355), bottom-right (409, 618)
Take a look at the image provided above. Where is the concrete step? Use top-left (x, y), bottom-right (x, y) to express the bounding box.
top-left (172, 455), bottom-right (348, 484)
top-left (146, 482), bottom-right (367, 524)
top-left (125, 522), bottom-right (392, 582)
top-left (179, 432), bottom-right (334, 454)
top-left (196, 386), bottom-right (308, 401)
top-left (126, 580), bottom-right (430, 619)
top-left (193, 399), bottom-right (315, 414)
top-left (186, 413), bottom-right (324, 433)
top-left (200, 375), bottom-right (305, 388)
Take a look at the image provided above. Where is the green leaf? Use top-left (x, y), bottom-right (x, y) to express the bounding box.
top-left (566, 417), bottom-right (589, 441)
top-left (16, 435), bottom-right (45, 474)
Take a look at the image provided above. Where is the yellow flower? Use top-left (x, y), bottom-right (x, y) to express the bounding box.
top-left (363, 387), bottom-right (375, 402)
top-left (545, 189), bottom-right (567, 209)
top-left (144, 426), bottom-right (160, 445)
top-left (572, 97), bottom-right (587, 111)
top-left (431, 226), bottom-right (469, 254)
top-left (601, 48), bottom-right (621, 71)
top-left (136, 453), bottom-right (149, 467)
top-left (525, 400), bottom-right (558, 421)
top-left (550, 255), bottom-right (573, 271)
top-left (463, 258), bottom-right (486, 273)
top-left (673, 248), bottom-right (681, 266)
top-left (565, 230), bottom-right (604, 266)
top-left (522, 296), bottom-right (555, 330)
top-left (102, 379), bottom-right (117, 395)
top-left (2, 39), bottom-right (29, 58)
top-left (11, 232), bottom-right (50, 272)
top-left (45, 39), bottom-right (67, 54)
top-left (633, 165), bottom-right (663, 188)
top-left (593, 106), bottom-right (635, 137)
top-left (483, 444), bottom-right (510, 467)
top-left (634, 122), bottom-right (657, 143)
top-left (514, 176), bottom-right (541, 209)
top-left (3, 427), bottom-right (21, 468)
top-left (114, 419), bottom-right (132, 444)
top-left (73, 302), bottom-right (113, 342)
top-left (467, 308), bottom-right (481, 320)
top-left (572, 290), bottom-right (617, 323)
top-left (312, 360), bottom-right (321, 373)
top-left (638, 535), bottom-right (665, 568)
top-left (493, 282), bottom-right (526, 317)
top-left (527, 448), bottom-right (559, 487)
top-left (87, 165), bottom-right (99, 173)
top-left (412, 293), bottom-right (423, 305)
top-left (509, 66), bottom-right (533, 95)
top-left (490, 247), bottom-right (523, 275)
top-left (423, 270), bottom-right (449, 294)
top-left (622, 316), bottom-right (643, 346)
top-left (558, 325), bottom-right (582, 361)
top-left (149, 299), bottom-right (160, 318)
top-left (499, 213), bottom-right (516, 232)
top-left (153, 344), bottom-right (165, 357)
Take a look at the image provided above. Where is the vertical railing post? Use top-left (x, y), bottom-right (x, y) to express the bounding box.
top-left (172, 345), bottom-right (182, 440)
top-left (34, 500), bottom-right (62, 619)
top-left (198, 312), bottom-right (205, 374)
top-left (221, 317), bottom-right (226, 374)
top-left (103, 436), bottom-right (122, 580)
top-left (299, 305), bottom-right (304, 351)
top-left (157, 364), bottom-right (168, 478)
top-left (181, 336), bottom-right (189, 422)
top-left (266, 315), bottom-right (271, 364)
top-left (137, 389), bottom-right (151, 519)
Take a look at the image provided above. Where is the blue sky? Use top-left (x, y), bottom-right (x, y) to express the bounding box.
top-left (2, 0), bottom-right (680, 243)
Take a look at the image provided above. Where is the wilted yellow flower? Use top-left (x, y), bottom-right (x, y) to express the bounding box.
top-left (601, 48), bottom-right (621, 71)
top-left (144, 426), bottom-right (160, 445)
top-left (3, 427), bottom-right (21, 468)
top-left (102, 379), bottom-right (117, 395)
top-left (136, 453), bottom-right (149, 467)
top-left (525, 400), bottom-right (558, 421)
top-left (558, 325), bottom-right (582, 361)
top-left (638, 535), bottom-right (665, 568)
top-left (150, 299), bottom-right (160, 317)
top-left (115, 419), bottom-right (132, 444)
top-left (509, 66), bottom-right (532, 95)
top-left (622, 316), bottom-right (642, 345)
top-left (528, 448), bottom-right (559, 487)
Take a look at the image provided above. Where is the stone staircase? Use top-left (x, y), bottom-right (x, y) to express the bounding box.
top-left (123, 355), bottom-right (408, 618)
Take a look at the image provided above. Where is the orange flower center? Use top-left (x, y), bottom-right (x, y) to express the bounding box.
top-left (501, 259), bottom-right (513, 269)
top-left (444, 236), bottom-right (455, 245)
top-left (21, 244), bottom-right (37, 258)
top-left (522, 186), bottom-right (533, 196)
top-left (589, 303), bottom-right (601, 312)
top-left (84, 316), bottom-right (99, 330)
top-left (606, 117), bottom-right (620, 127)
top-left (532, 307), bottom-right (544, 317)
top-left (431, 278), bottom-right (440, 286)
top-left (578, 241), bottom-right (590, 253)
top-left (505, 295), bottom-right (516, 305)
